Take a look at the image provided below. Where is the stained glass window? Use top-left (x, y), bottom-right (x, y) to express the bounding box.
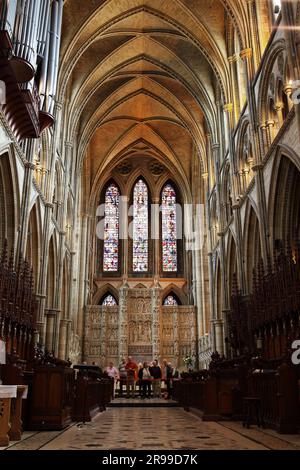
top-left (163, 295), bottom-right (178, 306)
top-left (162, 184), bottom-right (177, 271)
top-left (133, 179), bottom-right (148, 272)
top-left (101, 294), bottom-right (117, 306)
top-left (103, 183), bottom-right (119, 271)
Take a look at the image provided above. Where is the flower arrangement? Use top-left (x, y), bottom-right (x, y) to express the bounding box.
top-left (183, 355), bottom-right (193, 369)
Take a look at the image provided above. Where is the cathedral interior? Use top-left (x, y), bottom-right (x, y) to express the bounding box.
top-left (1, 0), bottom-right (300, 453)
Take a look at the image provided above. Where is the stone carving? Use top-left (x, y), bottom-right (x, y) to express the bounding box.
top-left (116, 160), bottom-right (133, 175)
top-left (85, 293), bottom-right (197, 368)
top-left (149, 160), bottom-right (165, 175)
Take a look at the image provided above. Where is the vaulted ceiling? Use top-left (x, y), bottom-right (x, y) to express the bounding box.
top-left (59, 0), bottom-right (250, 196)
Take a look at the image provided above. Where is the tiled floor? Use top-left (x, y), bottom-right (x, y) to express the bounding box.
top-left (4, 407), bottom-right (266, 451)
top-left (3, 403), bottom-right (300, 451)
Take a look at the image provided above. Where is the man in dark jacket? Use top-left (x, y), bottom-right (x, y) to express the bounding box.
top-left (150, 359), bottom-right (162, 398)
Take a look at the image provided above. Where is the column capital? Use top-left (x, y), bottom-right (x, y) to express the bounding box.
top-left (283, 82), bottom-right (293, 96)
top-left (212, 142), bottom-right (220, 150)
top-left (55, 100), bottom-right (63, 110)
top-left (240, 48), bottom-right (252, 61)
top-left (24, 162), bottom-right (35, 170)
top-left (228, 54), bottom-right (239, 64)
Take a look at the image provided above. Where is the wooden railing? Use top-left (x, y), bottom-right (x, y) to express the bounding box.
top-left (173, 359), bottom-right (300, 434)
top-left (72, 367), bottom-right (113, 422)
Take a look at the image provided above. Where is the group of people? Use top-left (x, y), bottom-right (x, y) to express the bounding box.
top-left (105, 356), bottom-right (178, 399)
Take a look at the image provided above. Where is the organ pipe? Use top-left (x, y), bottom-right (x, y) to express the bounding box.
top-left (0, 0), bottom-right (17, 39)
top-left (37, 0), bottom-right (51, 58)
top-left (13, 0), bottom-right (41, 73)
top-left (45, 0), bottom-right (63, 115)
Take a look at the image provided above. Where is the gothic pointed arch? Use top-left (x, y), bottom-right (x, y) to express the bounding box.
top-left (161, 284), bottom-right (186, 306)
top-left (26, 203), bottom-right (41, 286)
top-left (243, 201), bottom-right (262, 292)
top-left (269, 152), bottom-right (300, 251)
top-left (0, 151), bottom-right (18, 252)
top-left (93, 284), bottom-right (120, 305)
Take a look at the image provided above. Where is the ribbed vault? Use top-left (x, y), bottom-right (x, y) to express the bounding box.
top-left (59, 0), bottom-right (250, 198)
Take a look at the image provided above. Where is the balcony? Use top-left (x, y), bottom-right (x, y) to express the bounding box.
top-left (0, 28), bottom-right (54, 140)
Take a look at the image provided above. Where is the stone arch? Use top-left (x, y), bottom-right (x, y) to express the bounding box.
top-left (93, 284), bottom-right (120, 305)
top-left (0, 151), bottom-right (19, 252)
top-left (161, 284), bottom-right (187, 306)
top-left (227, 230), bottom-right (238, 298)
top-left (243, 202), bottom-right (262, 292)
top-left (268, 150), bottom-right (300, 251)
top-left (25, 203), bottom-right (41, 286)
top-left (257, 39), bottom-right (288, 131)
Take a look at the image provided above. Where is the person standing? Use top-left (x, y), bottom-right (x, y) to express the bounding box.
top-left (105, 362), bottom-right (119, 398)
top-left (118, 358), bottom-right (127, 397)
top-left (166, 362), bottom-right (174, 398)
top-left (162, 359), bottom-right (173, 399)
top-left (125, 356), bottom-right (138, 398)
top-left (138, 362), bottom-right (152, 398)
top-left (150, 359), bottom-right (162, 398)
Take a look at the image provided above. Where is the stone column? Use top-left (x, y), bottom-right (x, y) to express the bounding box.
top-left (121, 196), bottom-right (129, 277)
top-left (119, 282), bottom-right (129, 360)
top-left (214, 319), bottom-right (224, 356)
top-left (173, 308), bottom-right (179, 368)
top-left (58, 318), bottom-right (69, 359)
top-left (77, 213), bottom-right (89, 338)
top-left (54, 140), bottom-right (73, 359)
top-left (151, 280), bottom-right (161, 359)
top-left (36, 202), bottom-right (54, 344)
top-left (16, 159), bottom-right (35, 260)
top-left (152, 197), bottom-right (160, 277)
top-left (44, 308), bottom-right (57, 352)
top-left (228, 55), bottom-right (241, 124)
top-left (246, 0), bottom-right (261, 69)
top-left (65, 249), bottom-right (76, 359)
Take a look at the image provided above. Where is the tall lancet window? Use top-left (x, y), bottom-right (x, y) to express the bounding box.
top-left (133, 179), bottom-right (148, 272)
top-left (103, 183), bottom-right (120, 271)
top-left (162, 183), bottom-right (177, 272)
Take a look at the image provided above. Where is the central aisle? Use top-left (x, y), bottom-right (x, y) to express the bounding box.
top-left (15, 407), bottom-right (268, 450)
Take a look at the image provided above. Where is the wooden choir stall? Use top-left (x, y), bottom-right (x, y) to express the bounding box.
top-left (0, 241), bottom-right (113, 445)
top-left (174, 241), bottom-right (300, 434)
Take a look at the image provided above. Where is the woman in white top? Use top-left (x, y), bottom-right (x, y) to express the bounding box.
top-left (106, 362), bottom-right (119, 398)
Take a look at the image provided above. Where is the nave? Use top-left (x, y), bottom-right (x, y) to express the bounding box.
top-left (1, 0), bottom-right (300, 454)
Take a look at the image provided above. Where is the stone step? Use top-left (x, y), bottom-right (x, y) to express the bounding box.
top-left (109, 398), bottom-right (179, 407)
